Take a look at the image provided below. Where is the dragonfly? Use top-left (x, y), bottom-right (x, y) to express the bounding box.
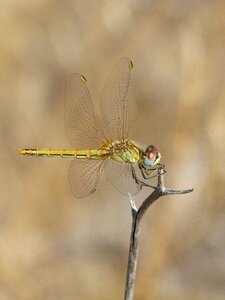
top-left (19, 58), bottom-right (162, 198)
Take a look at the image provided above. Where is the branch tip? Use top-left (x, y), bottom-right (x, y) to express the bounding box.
top-left (128, 193), bottom-right (138, 217)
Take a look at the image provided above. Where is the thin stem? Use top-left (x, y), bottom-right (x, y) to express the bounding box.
top-left (124, 211), bottom-right (139, 300)
top-left (124, 167), bottom-right (194, 300)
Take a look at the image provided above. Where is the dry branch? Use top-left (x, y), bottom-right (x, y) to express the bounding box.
top-left (124, 166), bottom-right (194, 300)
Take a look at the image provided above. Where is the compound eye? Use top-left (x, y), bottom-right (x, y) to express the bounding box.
top-left (143, 145), bottom-right (160, 166)
top-left (145, 145), bottom-right (153, 155)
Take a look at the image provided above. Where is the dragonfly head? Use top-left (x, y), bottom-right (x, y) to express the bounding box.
top-left (143, 145), bottom-right (161, 166)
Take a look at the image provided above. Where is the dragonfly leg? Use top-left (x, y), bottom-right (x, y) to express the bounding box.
top-left (135, 177), bottom-right (158, 189)
top-left (139, 164), bottom-right (158, 180)
top-left (131, 165), bottom-right (142, 191)
top-left (136, 163), bottom-right (166, 189)
top-left (140, 163), bottom-right (166, 179)
top-left (131, 164), bottom-right (156, 189)
top-left (156, 163), bottom-right (166, 173)
top-left (144, 168), bottom-right (158, 179)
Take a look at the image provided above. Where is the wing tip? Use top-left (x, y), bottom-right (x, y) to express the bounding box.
top-left (80, 74), bottom-right (87, 83)
top-left (129, 60), bottom-right (133, 69)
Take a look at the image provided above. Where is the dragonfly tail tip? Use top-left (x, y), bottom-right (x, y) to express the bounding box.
top-left (18, 148), bottom-right (24, 155)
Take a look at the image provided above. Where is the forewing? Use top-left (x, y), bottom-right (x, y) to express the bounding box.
top-left (100, 57), bottom-right (132, 141)
top-left (104, 160), bottom-right (141, 196)
top-left (65, 74), bottom-right (104, 149)
top-left (69, 159), bottom-right (105, 198)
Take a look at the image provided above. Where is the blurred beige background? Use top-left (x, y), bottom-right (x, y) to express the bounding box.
top-left (0, 1), bottom-right (225, 299)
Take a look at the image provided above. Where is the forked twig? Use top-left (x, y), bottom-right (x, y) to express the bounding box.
top-left (124, 167), bottom-right (194, 300)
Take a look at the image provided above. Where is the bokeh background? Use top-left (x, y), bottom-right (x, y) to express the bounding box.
top-left (0, 1), bottom-right (225, 299)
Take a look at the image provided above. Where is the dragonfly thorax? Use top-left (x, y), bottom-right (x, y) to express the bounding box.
top-left (108, 140), bottom-right (140, 164)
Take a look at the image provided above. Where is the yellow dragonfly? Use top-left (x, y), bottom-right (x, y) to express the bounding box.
top-left (19, 58), bottom-right (161, 198)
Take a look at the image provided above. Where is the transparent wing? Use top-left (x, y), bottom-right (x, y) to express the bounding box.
top-left (104, 160), bottom-right (141, 196)
top-left (100, 57), bottom-right (132, 141)
top-left (65, 74), bottom-right (105, 149)
top-left (69, 159), bottom-right (105, 198)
